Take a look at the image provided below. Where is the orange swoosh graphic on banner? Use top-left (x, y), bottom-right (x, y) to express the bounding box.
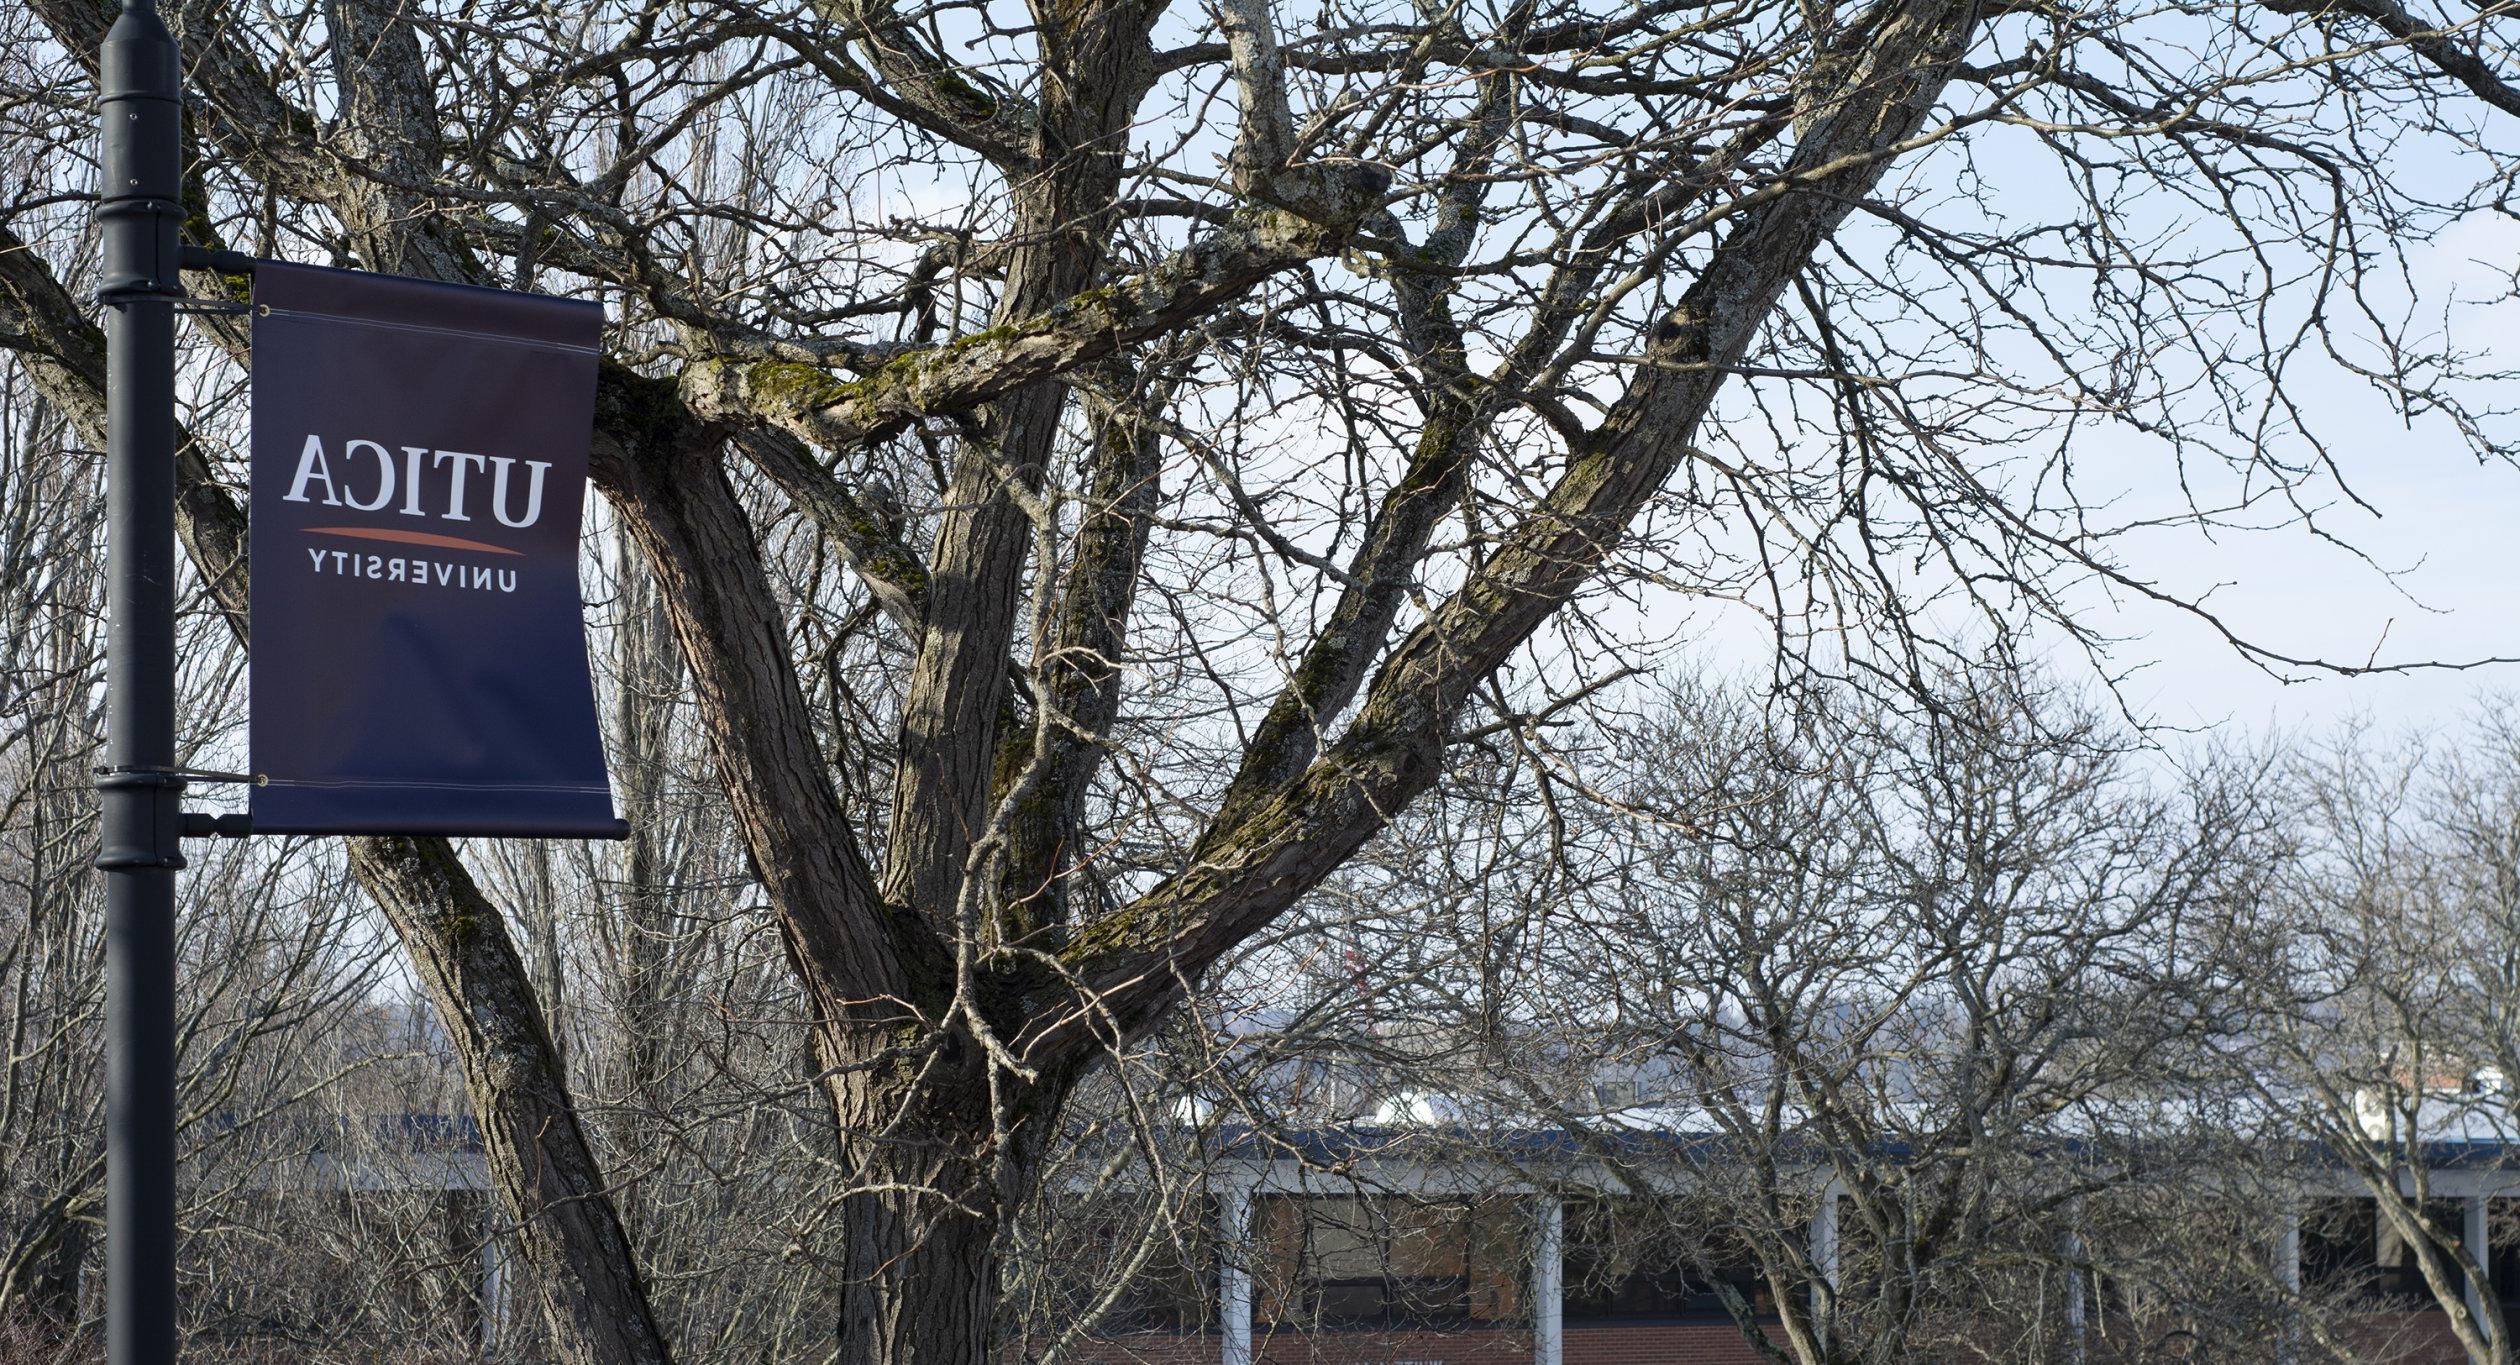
top-left (304, 526), bottom-right (523, 556)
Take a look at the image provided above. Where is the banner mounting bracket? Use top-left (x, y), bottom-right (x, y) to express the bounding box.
top-left (94, 763), bottom-right (263, 786)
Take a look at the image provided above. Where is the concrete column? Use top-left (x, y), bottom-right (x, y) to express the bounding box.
top-left (2468, 1194), bottom-right (2493, 1342)
top-left (1221, 1183), bottom-right (1255, 1365)
top-left (1811, 1183), bottom-right (1840, 1347)
top-left (2062, 1223), bottom-right (2086, 1365)
top-left (477, 1222), bottom-right (511, 1358)
top-left (1533, 1196), bottom-right (1563, 1365)
top-left (2276, 1199), bottom-right (2301, 1365)
top-left (2278, 1201), bottom-right (2302, 1293)
top-left (2377, 1196), bottom-right (2405, 1277)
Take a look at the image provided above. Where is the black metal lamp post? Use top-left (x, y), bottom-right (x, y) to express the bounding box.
top-left (95, 0), bottom-right (186, 1358)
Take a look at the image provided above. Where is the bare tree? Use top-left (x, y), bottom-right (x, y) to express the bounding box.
top-left (1283, 671), bottom-right (2290, 1362)
top-left (1, 0), bottom-right (2516, 1356)
top-left (2231, 710), bottom-right (2520, 1365)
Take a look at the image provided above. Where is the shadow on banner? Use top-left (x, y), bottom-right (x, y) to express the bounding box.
top-left (248, 261), bottom-right (622, 838)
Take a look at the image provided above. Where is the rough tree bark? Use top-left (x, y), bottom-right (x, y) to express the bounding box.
top-left (3, 3), bottom-right (1985, 1356)
top-left (8, 0), bottom-right (2516, 1355)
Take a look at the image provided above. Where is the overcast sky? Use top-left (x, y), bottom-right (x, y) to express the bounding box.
top-left (2079, 207), bottom-right (2520, 740)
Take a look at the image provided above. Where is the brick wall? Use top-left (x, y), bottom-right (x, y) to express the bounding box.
top-left (2336, 1308), bottom-right (2473, 1365)
top-left (1078, 1311), bottom-right (2482, 1364)
top-left (1073, 1320), bottom-right (1781, 1365)
top-left (1564, 1321), bottom-right (1786, 1364)
top-left (1072, 1325), bottom-right (1532, 1364)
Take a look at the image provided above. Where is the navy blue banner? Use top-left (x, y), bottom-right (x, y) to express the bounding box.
top-left (249, 262), bottom-right (621, 837)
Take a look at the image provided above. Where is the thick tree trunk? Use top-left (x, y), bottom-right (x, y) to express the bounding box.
top-left (835, 1140), bottom-right (1001, 1363)
top-left (25, 1213), bottom-right (85, 1330)
top-left (825, 11), bottom-right (1158, 1350)
top-left (350, 837), bottom-right (676, 1365)
top-left (823, 1030), bottom-right (1069, 1365)
top-left (0, 1195), bottom-right (91, 1335)
top-left (610, 526), bottom-right (682, 1108)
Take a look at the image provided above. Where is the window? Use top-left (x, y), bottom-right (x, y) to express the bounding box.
top-left (1561, 1200), bottom-right (1773, 1322)
top-left (1046, 1197), bottom-right (1215, 1334)
top-left (2301, 1197), bottom-right (2467, 1307)
top-left (2299, 1197), bottom-right (2378, 1292)
top-left (1593, 1079), bottom-right (1643, 1110)
top-left (1255, 1196), bottom-right (1527, 1329)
